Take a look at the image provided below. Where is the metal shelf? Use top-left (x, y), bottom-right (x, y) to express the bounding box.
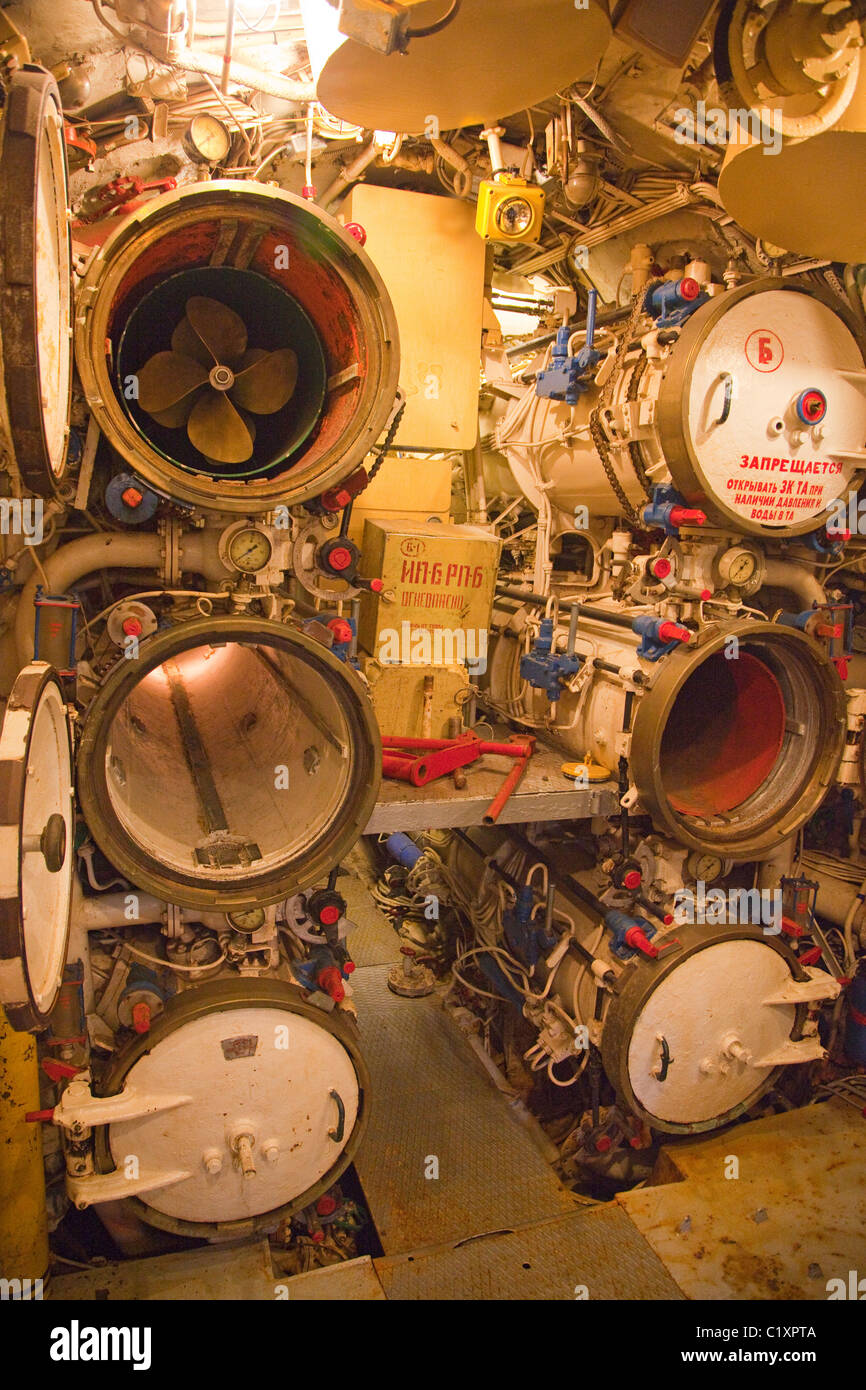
top-left (366, 738), bottom-right (619, 833)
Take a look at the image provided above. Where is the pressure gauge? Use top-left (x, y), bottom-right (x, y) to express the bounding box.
top-left (687, 852), bottom-right (724, 884)
top-left (716, 546), bottom-right (758, 589)
top-left (226, 907), bottom-right (267, 935)
top-left (495, 195), bottom-right (534, 237)
top-left (183, 114), bottom-right (232, 166)
top-left (221, 523), bottom-right (274, 574)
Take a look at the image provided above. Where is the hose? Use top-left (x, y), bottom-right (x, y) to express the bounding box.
top-left (430, 138), bottom-right (473, 197)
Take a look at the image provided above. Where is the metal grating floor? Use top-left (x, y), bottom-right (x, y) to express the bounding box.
top-left (49, 1238), bottom-right (276, 1300)
top-left (374, 1206), bottom-right (685, 1301)
top-left (343, 876), bottom-right (404, 967)
top-left (350, 962), bottom-right (578, 1255)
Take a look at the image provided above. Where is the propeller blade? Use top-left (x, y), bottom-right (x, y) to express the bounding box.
top-left (149, 394), bottom-right (202, 429)
top-left (201, 412), bottom-right (256, 469)
top-left (171, 314), bottom-right (214, 368)
top-left (137, 351), bottom-right (209, 413)
top-left (187, 390), bottom-right (254, 464)
top-left (230, 348), bottom-right (298, 414)
top-left (184, 296), bottom-right (248, 366)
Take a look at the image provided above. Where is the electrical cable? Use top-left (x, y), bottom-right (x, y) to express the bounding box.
top-left (121, 941), bottom-right (227, 973)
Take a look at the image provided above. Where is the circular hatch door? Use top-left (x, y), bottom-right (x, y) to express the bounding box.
top-left (0, 662), bottom-right (75, 1031)
top-left (0, 66), bottom-right (73, 496)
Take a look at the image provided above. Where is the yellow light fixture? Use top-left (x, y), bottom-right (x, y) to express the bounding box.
top-left (476, 174), bottom-right (545, 245)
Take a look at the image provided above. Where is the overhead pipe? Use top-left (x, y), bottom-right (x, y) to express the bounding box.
top-left (91, 0), bottom-right (314, 99)
top-left (172, 45), bottom-right (315, 102)
top-left (319, 137), bottom-right (379, 210)
top-left (220, 0), bottom-right (237, 95)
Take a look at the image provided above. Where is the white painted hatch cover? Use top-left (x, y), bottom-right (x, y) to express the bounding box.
top-left (0, 66), bottom-right (73, 495)
top-left (105, 993), bottom-right (362, 1227)
top-left (0, 661), bottom-right (75, 1031)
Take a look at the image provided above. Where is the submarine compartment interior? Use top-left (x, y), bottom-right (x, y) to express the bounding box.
top-left (3, 0), bottom-right (866, 1321)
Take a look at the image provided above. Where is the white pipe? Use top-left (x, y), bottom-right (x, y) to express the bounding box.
top-left (73, 886), bottom-right (227, 935)
top-left (173, 45), bottom-right (315, 101)
top-left (761, 558), bottom-right (827, 610)
top-left (221, 0), bottom-right (237, 95)
top-left (320, 138), bottom-right (379, 210)
top-left (15, 533), bottom-right (163, 670)
top-left (756, 837), bottom-right (796, 892)
top-left (74, 887), bottom-right (165, 931)
top-left (14, 529), bottom-right (232, 669)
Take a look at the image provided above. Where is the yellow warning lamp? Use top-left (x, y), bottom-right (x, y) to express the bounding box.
top-left (476, 173), bottom-right (546, 246)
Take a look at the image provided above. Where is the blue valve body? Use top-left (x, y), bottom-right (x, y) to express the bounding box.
top-left (520, 617), bottom-right (582, 700)
top-left (642, 484), bottom-right (696, 537)
top-left (631, 614), bottom-right (685, 662)
top-left (536, 289), bottom-right (603, 405)
top-left (647, 277), bottom-right (709, 329)
top-left (604, 909), bottom-right (657, 961)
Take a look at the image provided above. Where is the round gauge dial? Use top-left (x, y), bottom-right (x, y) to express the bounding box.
top-left (226, 907), bottom-right (267, 935)
top-left (495, 196), bottom-right (533, 237)
top-left (183, 114), bottom-right (232, 165)
top-left (718, 547), bottom-right (758, 587)
top-left (227, 527), bottom-right (273, 573)
top-left (687, 852), bottom-right (724, 883)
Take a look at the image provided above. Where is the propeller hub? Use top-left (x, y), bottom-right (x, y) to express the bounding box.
top-left (209, 364), bottom-right (235, 392)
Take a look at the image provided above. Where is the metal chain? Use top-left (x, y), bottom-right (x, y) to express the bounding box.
top-left (590, 279), bottom-right (664, 520)
top-left (589, 406), bottom-right (642, 524)
top-left (625, 354), bottom-right (653, 498)
top-left (366, 398), bottom-right (407, 486)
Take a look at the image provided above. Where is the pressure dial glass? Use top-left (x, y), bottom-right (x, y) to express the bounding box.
top-left (228, 527), bottom-right (273, 573)
top-left (496, 196), bottom-right (533, 237)
top-left (687, 852), bottom-right (724, 883)
top-left (183, 114), bottom-right (232, 165)
top-left (227, 907), bottom-right (267, 934)
top-left (720, 548), bottom-right (757, 586)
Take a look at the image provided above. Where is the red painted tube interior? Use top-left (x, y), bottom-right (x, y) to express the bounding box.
top-left (660, 651), bottom-right (786, 817)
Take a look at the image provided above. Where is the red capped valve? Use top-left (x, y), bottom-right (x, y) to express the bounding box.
top-left (669, 505), bottom-right (707, 528)
top-left (796, 388), bottom-right (827, 425)
top-left (678, 276), bottom-right (701, 301)
top-left (306, 887), bottom-right (347, 931)
top-left (658, 621), bottom-right (691, 645)
top-left (624, 925), bottom-right (659, 959)
top-left (344, 222), bottom-right (367, 246)
top-left (131, 1001), bottom-right (151, 1034)
top-left (327, 618), bottom-right (354, 646)
top-left (324, 544), bottom-right (354, 574)
top-left (317, 966), bottom-right (345, 1003)
top-left (320, 468), bottom-right (369, 513)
